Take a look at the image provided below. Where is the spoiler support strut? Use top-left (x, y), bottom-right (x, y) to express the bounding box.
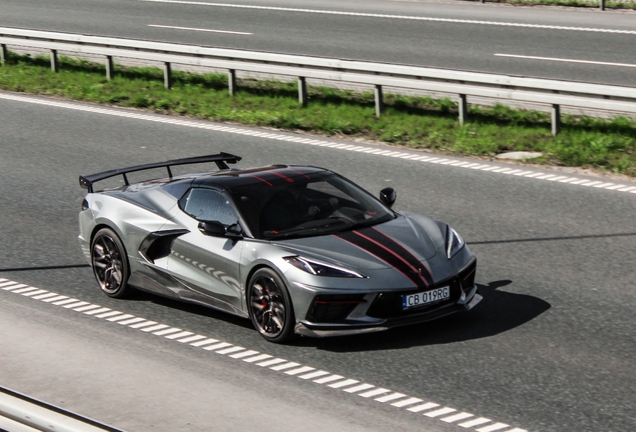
top-left (79, 152), bottom-right (242, 193)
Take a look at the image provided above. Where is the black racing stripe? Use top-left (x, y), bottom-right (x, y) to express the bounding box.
top-left (361, 227), bottom-right (434, 286)
top-left (335, 231), bottom-right (427, 289)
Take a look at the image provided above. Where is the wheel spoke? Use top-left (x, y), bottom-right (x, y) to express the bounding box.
top-left (94, 244), bottom-right (106, 260)
top-left (271, 315), bottom-right (283, 332)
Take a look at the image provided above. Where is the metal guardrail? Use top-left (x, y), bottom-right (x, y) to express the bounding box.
top-left (0, 386), bottom-right (125, 432)
top-left (1, 27), bottom-right (636, 135)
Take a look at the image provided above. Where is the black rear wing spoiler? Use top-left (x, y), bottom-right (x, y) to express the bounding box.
top-left (79, 152), bottom-right (242, 193)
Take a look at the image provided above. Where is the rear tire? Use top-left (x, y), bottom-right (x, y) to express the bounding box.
top-left (247, 268), bottom-right (296, 343)
top-left (91, 228), bottom-right (132, 298)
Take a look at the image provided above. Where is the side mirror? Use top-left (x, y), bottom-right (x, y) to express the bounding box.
top-left (198, 221), bottom-right (226, 237)
top-left (379, 187), bottom-right (397, 208)
top-left (198, 221), bottom-right (244, 239)
top-left (225, 223), bottom-right (244, 239)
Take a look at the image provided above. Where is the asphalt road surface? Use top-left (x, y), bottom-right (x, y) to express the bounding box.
top-left (1, 92), bottom-right (635, 431)
top-left (0, 0), bottom-right (635, 86)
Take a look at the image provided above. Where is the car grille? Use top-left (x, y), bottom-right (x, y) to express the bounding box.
top-left (306, 294), bottom-right (367, 323)
top-left (366, 260), bottom-right (477, 319)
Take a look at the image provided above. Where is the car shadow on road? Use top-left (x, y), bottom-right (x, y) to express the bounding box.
top-left (300, 280), bottom-right (551, 352)
top-left (126, 290), bottom-right (256, 331)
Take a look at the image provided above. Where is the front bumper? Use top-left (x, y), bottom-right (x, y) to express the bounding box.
top-left (295, 285), bottom-right (482, 338)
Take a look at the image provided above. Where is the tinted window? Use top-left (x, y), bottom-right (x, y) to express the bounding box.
top-left (231, 173), bottom-right (394, 239)
top-left (181, 188), bottom-right (238, 225)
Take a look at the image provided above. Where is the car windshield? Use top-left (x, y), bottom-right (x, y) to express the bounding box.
top-left (231, 172), bottom-right (395, 240)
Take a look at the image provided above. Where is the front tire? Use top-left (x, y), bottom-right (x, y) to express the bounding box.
top-left (91, 228), bottom-right (132, 298)
top-left (248, 268), bottom-right (295, 343)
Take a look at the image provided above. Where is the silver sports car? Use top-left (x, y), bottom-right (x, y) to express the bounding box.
top-left (79, 153), bottom-right (481, 343)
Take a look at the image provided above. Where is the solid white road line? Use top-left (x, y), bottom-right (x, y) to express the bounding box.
top-left (138, 1), bottom-right (636, 34)
top-left (2, 93), bottom-right (634, 196)
top-left (496, 54), bottom-right (636, 69)
top-left (148, 24), bottom-right (252, 35)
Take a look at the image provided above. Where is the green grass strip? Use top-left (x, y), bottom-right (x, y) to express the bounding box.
top-left (1, 51), bottom-right (635, 177)
top-left (484, 0), bottom-right (636, 9)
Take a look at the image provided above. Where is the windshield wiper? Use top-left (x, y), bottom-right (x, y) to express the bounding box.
top-left (263, 218), bottom-right (349, 239)
top-left (343, 216), bottom-right (393, 232)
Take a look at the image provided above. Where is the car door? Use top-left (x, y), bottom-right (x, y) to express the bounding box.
top-left (167, 187), bottom-right (244, 314)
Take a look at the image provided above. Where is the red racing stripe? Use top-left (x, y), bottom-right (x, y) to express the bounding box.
top-left (367, 227), bottom-right (434, 285)
top-left (335, 230), bottom-right (430, 289)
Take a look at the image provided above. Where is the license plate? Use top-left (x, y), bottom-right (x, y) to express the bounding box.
top-left (402, 286), bottom-right (450, 310)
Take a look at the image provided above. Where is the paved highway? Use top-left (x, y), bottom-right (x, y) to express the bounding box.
top-left (0, 0), bottom-right (635, 86)
top-left (1, 92), bottom-right (635, 431)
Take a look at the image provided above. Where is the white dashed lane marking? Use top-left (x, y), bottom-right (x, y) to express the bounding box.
top-left (1, 276), bottom-right (531, 432)
top-left (139, 1), bottom-right (636, 35)
top-left (0, 93), bottom-right (633, 197)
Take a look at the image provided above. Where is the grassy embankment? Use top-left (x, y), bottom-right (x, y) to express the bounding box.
top-left (484, 0), bottom-right (636, 9)
top-left (1, 51), bottom-right (635, 177)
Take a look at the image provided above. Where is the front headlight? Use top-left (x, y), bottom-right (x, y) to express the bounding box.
top-left (446, 226), bottom-right (465, 259)
top-left (284, 256), bottom-right (365, 278)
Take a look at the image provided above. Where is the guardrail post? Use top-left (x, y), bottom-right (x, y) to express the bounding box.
top-left (375, 85), bottom-right (383, 117)
top-left (600, 0), bottom-right (605, 10)
top-left (0, 44), bottom-right (7, 65)
top-left (164, 62), bottom-right (172, 89)
top-left (105, 56), bottom-right (114, 81)
top-left (50, 49), bottom-right (59, 73)
top-left (298, 77), bottom-right (307, 106)
top-left (228, 69), bottom-right (237, 96)
top-left (551, 104), bottom-right (561, 136)
top-left (458, 94), bottom-right (468, 124)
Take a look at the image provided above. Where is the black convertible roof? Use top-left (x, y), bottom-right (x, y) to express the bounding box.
top-left (79, 153), bottom-right (242, 193)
